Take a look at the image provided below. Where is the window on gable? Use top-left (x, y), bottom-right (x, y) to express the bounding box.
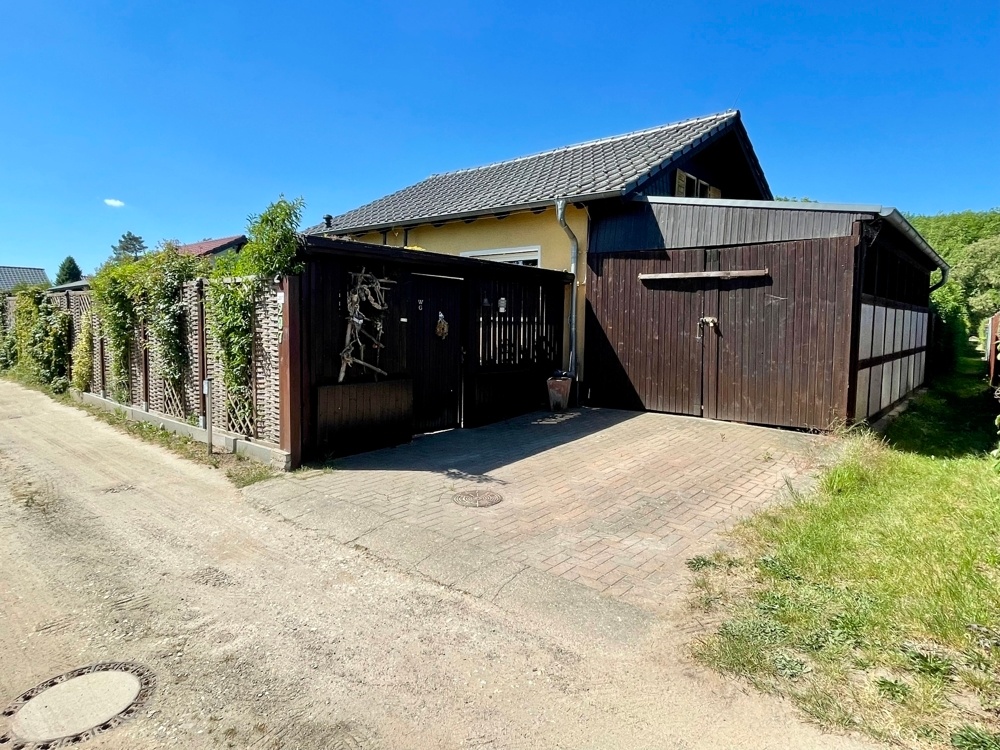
top-left (460, 246), bottom-right (541, 266)
top-left (674, 169), bottom-right (722, 199)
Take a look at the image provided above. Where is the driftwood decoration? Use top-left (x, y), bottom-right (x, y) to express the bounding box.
top-left (339, 269), bottom-right (390, 383)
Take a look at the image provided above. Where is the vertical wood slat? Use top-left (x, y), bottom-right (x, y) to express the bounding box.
top-left (586, 237), bottom-right (859, 430)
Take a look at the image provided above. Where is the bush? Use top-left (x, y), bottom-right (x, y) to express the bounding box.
top-left (207, 196), bottom-right (304, 422)
top-left (0, 288), bottom-right (72, 385)
top-left (31, 302), bottom-right (72, 384)
top-left (929, 280), bottom-right (970, 377)
top-left (0, 329), bottom-right (16, 370)
top-left (71, 314), bottom-right (94, 391)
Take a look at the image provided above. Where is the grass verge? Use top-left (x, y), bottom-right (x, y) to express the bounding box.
top-left (692, 349), bottom-right (1000, 749)
top-left (1, 366), bottom-right (276, 488)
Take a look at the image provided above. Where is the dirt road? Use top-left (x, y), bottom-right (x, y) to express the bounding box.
top-left (0, 382), bottom-right (874, 749)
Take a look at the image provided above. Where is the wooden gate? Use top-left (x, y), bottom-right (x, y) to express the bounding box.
top-left (410, 274), bottom-right (463, 433)
top-left (585, 239), bottom-right (854, 429)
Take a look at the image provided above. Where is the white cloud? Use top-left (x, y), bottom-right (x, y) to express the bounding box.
top-left (103, 198), bottom-right (125, 208)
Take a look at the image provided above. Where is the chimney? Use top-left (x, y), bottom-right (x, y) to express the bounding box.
top-left (323, 214), bottom-right (333, 229)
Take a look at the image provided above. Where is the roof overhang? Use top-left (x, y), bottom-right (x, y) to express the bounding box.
top-left (310, 192), bottom-right (624, 236)
top-left (642, 196), bottom-right (948, 272)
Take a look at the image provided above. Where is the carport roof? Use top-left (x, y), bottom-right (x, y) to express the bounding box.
top-left (640, 196), bottom-right (949, 272)
top-left (308, 110), bottom-right (770, 234)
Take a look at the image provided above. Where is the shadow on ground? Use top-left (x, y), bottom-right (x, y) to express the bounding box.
top-left (311, 407), bottom-right (641, 479)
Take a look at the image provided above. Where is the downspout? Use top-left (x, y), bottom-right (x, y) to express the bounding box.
top-left (929, 266), bottom-right (950, 293)
top-left (555, 198), bottom-right (578, 376)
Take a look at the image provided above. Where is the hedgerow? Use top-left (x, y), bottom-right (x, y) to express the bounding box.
top-left (0, 286), bottom-right (72, 391)
top-left (91, 244), bottom-right (204, 401)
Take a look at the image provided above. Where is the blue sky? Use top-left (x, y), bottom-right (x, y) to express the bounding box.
top-left (0, 1), bottom-right (997, 277)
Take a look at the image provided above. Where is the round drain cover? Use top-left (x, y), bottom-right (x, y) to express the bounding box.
top-left (0, 662), bottom-right (155, 748)
top-left (454, 489), bottom-right (503, 508)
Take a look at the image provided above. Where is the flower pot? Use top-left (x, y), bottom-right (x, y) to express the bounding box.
top-left (547, 376), bottom-right (572, 412)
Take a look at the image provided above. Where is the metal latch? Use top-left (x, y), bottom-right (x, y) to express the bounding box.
top-left (697, 316), bottom-right (718, 339)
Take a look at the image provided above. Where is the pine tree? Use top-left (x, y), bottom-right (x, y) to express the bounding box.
top-left (55, 256), bottom-right (83, 285)
top-left (110, 231), bottom-right (147, 262)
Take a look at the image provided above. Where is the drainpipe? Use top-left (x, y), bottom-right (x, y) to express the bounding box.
top-left (555, 198), bottom-right (579, 376)
top-left (929, 266), bottom-right (950, 293)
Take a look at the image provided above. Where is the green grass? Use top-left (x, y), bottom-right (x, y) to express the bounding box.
top-left (693, 347), bottom-right (1000, 748)
top-left (1, 368), bottom-right (276, 488)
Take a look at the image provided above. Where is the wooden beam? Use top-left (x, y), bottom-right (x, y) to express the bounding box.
top-left (638, 268), bottom-right (769, 281)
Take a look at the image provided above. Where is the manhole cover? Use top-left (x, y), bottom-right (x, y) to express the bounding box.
top-left (0, 662), bottom-right (155, 748)
top-left (453, 489), bottom-right (503, 508)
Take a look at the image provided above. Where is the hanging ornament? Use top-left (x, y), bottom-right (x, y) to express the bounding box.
top-left (435, 311), bottom-right (449, 340)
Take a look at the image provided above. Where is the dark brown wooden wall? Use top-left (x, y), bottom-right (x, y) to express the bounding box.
top-left (584, 237), bottom-right (857, 430)
top-left (316, 380), bottom-right (413, 457)
top-left (463, 277), bottom-right (565, 427)
top-left (298, 252), bottom-right (567, 460)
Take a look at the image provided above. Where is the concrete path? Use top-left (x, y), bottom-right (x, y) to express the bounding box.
top-left (248, 408), bottom-right (833, 612)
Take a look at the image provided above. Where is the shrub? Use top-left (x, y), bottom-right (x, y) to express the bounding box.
top-left (91, 245), bottom-right (204, 401)
top-left (29, 300), bottom-right (72, 384)
top-left (71, 314), bottom-right (94, 391)
top-left (207, 196), bottom-right (304, 423)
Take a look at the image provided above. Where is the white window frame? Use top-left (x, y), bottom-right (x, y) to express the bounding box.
top-left (460, 245), bottom-right (541, 266)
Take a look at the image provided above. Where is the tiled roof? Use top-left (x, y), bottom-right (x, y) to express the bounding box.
top-left (309, 111), bottom-right (757, 234)
top-left (0, 266), bottom-right (50, 293)
top-left (176, 235), bottom-right (246, 257)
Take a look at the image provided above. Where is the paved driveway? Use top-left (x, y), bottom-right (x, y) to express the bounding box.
top-left (249, 408), bottom-right (833, 612)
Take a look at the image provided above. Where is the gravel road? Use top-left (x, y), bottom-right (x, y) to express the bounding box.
top-left (0, 382), bottom-right (875, 749)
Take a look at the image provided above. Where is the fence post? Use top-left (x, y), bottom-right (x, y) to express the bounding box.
top-left (197, 279), bottom-right (207, 419)
top-left (204, 377), bottom-right (213, 455)
top-left (278, 276), bottom-right (302, 469)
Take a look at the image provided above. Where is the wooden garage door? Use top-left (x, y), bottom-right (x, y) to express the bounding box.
top-left (585, 249), bottom-right (706, 415)
top-left (585, 240), bottom-right (855, 429)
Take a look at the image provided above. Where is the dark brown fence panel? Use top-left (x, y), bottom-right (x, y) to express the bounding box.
top-left (463, 278), bottom-right (564, 427)
top-left (315, 380), bottom-right (413, 458)
top-left (298, 258), bottom-right (414, 460)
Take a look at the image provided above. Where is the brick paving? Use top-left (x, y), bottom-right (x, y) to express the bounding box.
top-left (253, 408), bottom-right (834, 611)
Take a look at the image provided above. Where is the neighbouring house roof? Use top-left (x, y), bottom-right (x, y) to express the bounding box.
top-left (48, 278), bottom-right (91, 292)
top-left (176, 235), bottom-right (246, 257)
top-left (308, 110), bottom-right (770, 234)
top-left (0, 266), bottom-right (50, 293)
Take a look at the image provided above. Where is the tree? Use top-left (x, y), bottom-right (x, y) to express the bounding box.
top-left (907, 209), bottom-right (1000, 263)
top-left (951, 235), bottom-right (1000, 322)
top-left (110, 231), bottom-right (147, 262)
top-left (54, 256), bottom-right (83, 285)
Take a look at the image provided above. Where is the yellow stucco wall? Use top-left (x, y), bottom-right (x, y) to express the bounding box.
top-left (355, 205), bottom-right (590, 373)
